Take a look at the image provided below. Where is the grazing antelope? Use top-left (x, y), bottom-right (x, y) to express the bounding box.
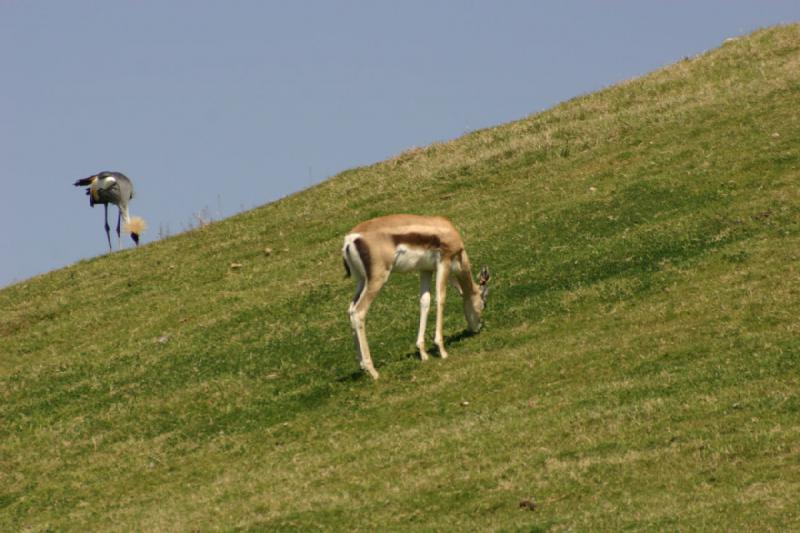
top-left (73, 171), bottom-right (146, 250)
top-left (342, 215), bottom-right (490, 379)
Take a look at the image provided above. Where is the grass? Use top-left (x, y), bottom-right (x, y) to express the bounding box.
top-left (2, 24), bottom-right (800, 531)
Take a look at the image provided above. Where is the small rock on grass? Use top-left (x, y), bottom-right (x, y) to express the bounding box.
top-left (519, 498), bottom-right (536, 511)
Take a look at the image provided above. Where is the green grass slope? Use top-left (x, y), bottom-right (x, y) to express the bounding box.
top-left (2, 25), bottom-right (799, 531)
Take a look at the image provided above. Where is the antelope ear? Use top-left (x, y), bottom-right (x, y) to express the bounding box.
top-left (479, 266), bottom-right (491, 285)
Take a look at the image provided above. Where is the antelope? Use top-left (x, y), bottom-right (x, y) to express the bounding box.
top-left (342, 214), bottom-right (490, 379)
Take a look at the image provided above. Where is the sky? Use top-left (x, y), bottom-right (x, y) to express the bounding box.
top-left (1, 1), bottom-right (798, 288)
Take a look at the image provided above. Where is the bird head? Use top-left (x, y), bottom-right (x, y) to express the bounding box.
top-left (124, 217), bottom-right (147, 246)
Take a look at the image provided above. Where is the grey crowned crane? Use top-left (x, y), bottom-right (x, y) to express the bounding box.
top-left (73, 171), bottom-right (145, 250)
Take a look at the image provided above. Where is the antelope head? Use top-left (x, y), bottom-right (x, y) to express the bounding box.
top-left (464, 265), bottom-right (491, 333)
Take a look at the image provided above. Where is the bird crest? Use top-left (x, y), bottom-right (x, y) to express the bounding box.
top-left (123, 217), bottom-right (148, 237)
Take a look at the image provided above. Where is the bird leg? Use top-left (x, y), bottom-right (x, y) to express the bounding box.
top-left (116, 209), bottom-right (122, 250)
top-left (104, 204), bottom-right (112, 251)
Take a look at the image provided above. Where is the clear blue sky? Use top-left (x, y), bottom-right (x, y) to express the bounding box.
top-left (1, 1), bottom-right (798, 288)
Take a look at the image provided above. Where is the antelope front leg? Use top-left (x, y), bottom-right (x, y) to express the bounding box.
top-left (434, 259), bottom-right (450, 359)
top-left (416, 271), bottom-right (433, 361)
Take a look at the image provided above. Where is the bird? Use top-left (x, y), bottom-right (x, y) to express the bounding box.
top-left (73, 171), bottom-right (145, 250)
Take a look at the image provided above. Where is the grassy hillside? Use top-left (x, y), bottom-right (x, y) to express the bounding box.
top-left (2, 24), bottom-right (799, 531)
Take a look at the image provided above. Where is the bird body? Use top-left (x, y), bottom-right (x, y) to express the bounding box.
top-left (74, 171), bottom-right (143, 250)
top-left (85, 172), bottom-right (134, 207)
